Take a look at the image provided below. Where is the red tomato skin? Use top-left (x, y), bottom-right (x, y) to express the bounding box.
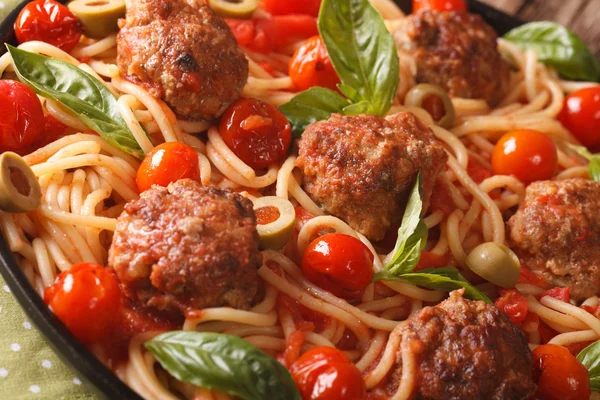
top-left (539, 287), bottom-right (571, 303)
top-left (0, 80), bottom-right (44, 153)
top-left (558, 87), bottom-right (600, 151)
top-left (491, 129), bottom-right (558, 184)
top-left (289, 36), bottom-right (340, 91)
top-left (495, 289), bottom-right (529, 326)
top-left (225, 19), bottom-right (255, 47)
top-left (263, 0), bottom-right (322, 17)
top-left (413, 0), bottom-right (467, 12)
top-left (219, 98), bottom-right (292, 169)
top-left (15, 0), bottom-right (82, 52)
top-left (301, 233), bottom-right (374, 300)
top-left (532, 344), bottom-right (591, 400)
top-left (44, 263), bottom-right (121, 344)
top-left (290, 346), bottom-right (367, 400)
top-left (136, 142), bottom-right (200, 193)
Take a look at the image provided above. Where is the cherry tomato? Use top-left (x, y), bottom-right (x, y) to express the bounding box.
top-left (15, 0), bottom-right (82, 52)
top-left (44, 263), bottom-right (121, 344)
top-left (491, 129), bottom-right (558, 184)
top-left (289, 36), bottom-right (340, 91)
top-left (219, 98), bottom-right (291, 169)
top-left (290, 346), bottom-right (367, 400)
top-left (413, 0), bottom-right (467, 12)
top-left (0, 80), bottom-right (44, 153)
top-left (302, 233), bottom-right (374, 300)
top-left (225, 19), bottom-right (255, 47)
top-left (558, 87), bottom-right (600, 151)
top-left (532, 344), bottom-right (590, 400)
top-left (263, 0), bottom-right (322, 17)
top-left (495, 289), bottom-right (529, 326)
top-left (540, 287), bottom-right (571, 303)
top-left (136, 142), bottom-right (200, 193)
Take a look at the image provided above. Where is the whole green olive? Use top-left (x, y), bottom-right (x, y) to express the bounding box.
top-left (68, 0), bottom-right (125, 39)
top-left (465, 242), bottom-right (521, 288)
top-left (209, 0), bottom-right (257, 19)
top-left (404, 83), bottom-right (456, 129)
top-left (0, 152), bottom-right (41, 213)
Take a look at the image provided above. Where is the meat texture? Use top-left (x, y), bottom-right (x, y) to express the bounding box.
top-left (394, 10), bottom-right (510, 106)
top-left (508, 178), bottom-right (600, 301)
top-left (117, 0), bottom-right (248, 120)
top-left (109, 179), bottom-right (261, 315)
top-left (296, 112), bottom-right (447, 241)
top-left (384, 290), bottom-right (536, 400)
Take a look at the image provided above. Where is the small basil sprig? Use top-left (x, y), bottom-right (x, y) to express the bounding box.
top-left (279, 0), bottom-right (399, 137)
top-left (373, 175), bottom-right (491, 303)
top-left (577, 339), bottom-right (600, 390)
top-left (7, 45), bottom-right (144, 157)
top-left (145, 331), bottom-right (301, 400)
top-left (503, 22), bottom-right (600, 82)
top-left (568, 144), bottom-right (600, 182)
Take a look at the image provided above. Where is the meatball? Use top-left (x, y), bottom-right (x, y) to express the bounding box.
top-left (508, 178), bottom-right (600, 301)
top-left (394, 11), bottom-right (510, 106)
top-left (108, 179), bottom-right (261, 314)
top-left (295, 112), bottom-right (447, 241)
top-left (117, 0), bottom-right (248, 120)
top-left (384, 290), bottom-right (535, 400)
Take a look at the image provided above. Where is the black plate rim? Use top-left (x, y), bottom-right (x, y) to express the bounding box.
top-left (0, 1), bottom-right (523, 398)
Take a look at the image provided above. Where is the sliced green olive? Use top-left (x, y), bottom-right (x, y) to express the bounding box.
top-left (209, 0), bottom-right (257, 19)
top-left (466, 242), bottom-right (521, 289)
top-left (253, 196), bottom-right (295, 250)
top-left (404, 83), bottom-right (456, 129)
top-left (68, 0), bottom-right (126, 39)
top-left (0, 152), bottom-right (41, 213)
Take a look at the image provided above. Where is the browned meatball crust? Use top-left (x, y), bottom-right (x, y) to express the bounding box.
top-left (296, 112), bottom-right (447, 241)
top-left (508, 178), bottom-right (600, 301)
top-left (108, 179), bottom-right (261, 314)
top-left (384, 290), bottom-right (535, 400)
top-left (394, 11), bottom-right (510, 106)
top-left (117, 0), bottom-right (248, 120)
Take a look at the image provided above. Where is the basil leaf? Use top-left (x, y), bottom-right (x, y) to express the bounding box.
top-left (318, 0), bottom-right (399, 116)
top-left (504, 22), bottom-right (600, 82)
top-left (145, 331), bottom-right (301, 400)
top-left (392, 267), bottom-right (492, 303)
top-left (577, 340), bottom-right (600, 391)
top-left (7, 45), bottom-right (144, 157)
top-left (568, 144), bottom-right (600, 182)
top-left (279, 87), bottom-right (348, 137)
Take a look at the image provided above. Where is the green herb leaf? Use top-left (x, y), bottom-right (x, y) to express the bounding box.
top-left (279, 87), bottom-right (348, 137)
top-left (7, 45), bottom-right (144, 157)
top-left (318, 0), bottom-right (399, 116)
top-left (568, 144), bottom-right (600, 182)
top-left (577, 339), bottom-right (600, 390)
top-left (503, 22), bottom-right (600, 82)
top-left (145, 331), bottom-right (301, 400)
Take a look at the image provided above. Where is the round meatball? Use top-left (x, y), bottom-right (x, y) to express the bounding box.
top-left (508, 178), bottom-right (600, 301)
top-left (295, 112), bottom-right (447, 241)
top-left (394, 11), bottom-right (510, 106)
top-left (384, 290), bottom-right (536, 399)
top-left (108, 179), bottom-right (261, 314)
top-left (117, 0), bottom-right (248, 120)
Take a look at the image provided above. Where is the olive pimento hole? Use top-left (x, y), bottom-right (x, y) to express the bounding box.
top-left (9, 166), bottom-right (31, 197)
top-left (255, 206), bottom-right (280, 225)
top-left (422, 95), bottom-right (446, 122)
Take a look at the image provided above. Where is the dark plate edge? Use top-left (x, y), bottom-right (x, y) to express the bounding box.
top-left (0, 1), bottom-right (523, 399)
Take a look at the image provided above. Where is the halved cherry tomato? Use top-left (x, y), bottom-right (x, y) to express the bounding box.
top-left (289, 36), bottom-right (340, 91)
top-left (44, 263), bottom-right (121, 344)
top-left (539, 287), bottom-right (571, 303)
top-left (225, 19), bottom-right (255, 47)
top-left (413, 0), bottom-right (467, 12)
top-left (558, 87), bottom-right (600, 151)
top-left (491, 129), bottom-right (558, 184)
top-left (15, 0), bottom-right (82, 52)
top-left (0, 80), bottom-right (44, 154)
top-left (495, 289), bottom-right (529, 326)
top-left (532, 344), bottom-right (591, 400)
top-left (136, 142), bottom-right (199, 193)
top-left (219, 98), bottom-right (291, 169)
top-left (290, 346), bottom-right (367, 400)
top-left (263, 0), bottom-right (322, 17)
top-left (302, 233), bottom-right (374, 300)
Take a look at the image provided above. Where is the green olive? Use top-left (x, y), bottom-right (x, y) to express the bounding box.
top-left (0, 152), bottom-right (41, 213)
top-left (466, 242), bottom-right (521, 289)
top-left (209, 0), bottom-right (257, 18)
top-left (404, 83), bottom-right (456, 129)
top-left (253, 196), bottom-right (295, 250)
top-left (68, 0), bottom-right (126, 39)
